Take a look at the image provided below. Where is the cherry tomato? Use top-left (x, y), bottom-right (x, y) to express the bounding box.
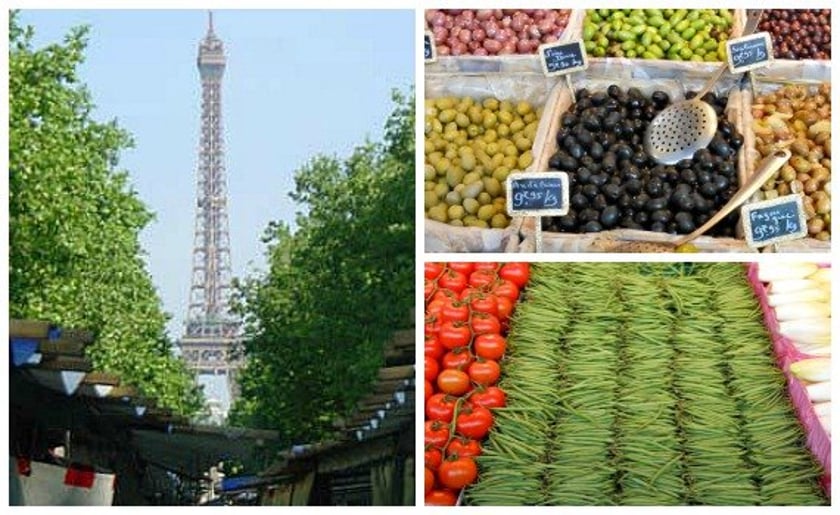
top-left (469, 385), bottom-right (506, 409)
top-left (458, 287), bottom-right (484, 301)
top-left (440, 299), bottom-right (469, 323)
top-left (425, 357), bottom-right (440, 383)
top-left (441, 349), bottom-right (474, 371)
top-left (470, 312), bottom-right (501, 336)
top-left (496, 295), bottom-right (514, 325)
top-left (499, 262), bottom-right (530, 288)
top-left (446, 437), bottom-right (482, 458)
top-left (437, 369), bottom-right (471, 396)
top-left (438, 456), bottom-right (478, 490)
top-left (424, 379), bottom-right (434, 402)
top-left (425, 489), bottom-right (458, 506)
top-left (425, 467), bottom-right (435, 495)
top-left (425, 334), bottom-right (446, 360)
top-left (424, 420), bottom-right (450, 448)
top-left (469, 292), bottom-right (499, 317)
top-left (424, 317), bottom-right (441, 337)
top-left (473, 333), bottom-right (506, 360)
top-left (426, 298), bottom-right (446, 319)
top-left (438, 269), bottom-right (468, 294)
top-left (447, 262), bottom-right (476, 276)
top-left (425, 262), bottom-right (445, 281)
top-left (469, 269), bottom-right (498, 289)
top-left (468, 358), bottom-right (501, 386)
top-left (456, 405), bottom-right (494, 440)
top-left (431, 288), bottom-right (458, 304)
top-left (425, 446), bottom-right (443, 470)
top-left (438, 321), bottom-right (471, 350)
top-left (493, 279), bottom-right (520, 301)
top-left (474, 262), bottom-right (499, 271)
top-left (426, 393), bottom-right (458, 423)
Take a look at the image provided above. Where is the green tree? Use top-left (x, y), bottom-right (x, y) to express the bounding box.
top-left (8, 13), bottom-right (202, 415)
top-left (229, 90), bottom-right (415, 441)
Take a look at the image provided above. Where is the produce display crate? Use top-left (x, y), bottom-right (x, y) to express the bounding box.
top-left (518, 62), bottom-right (756, 253)
top-left (746, 263), bottom-right (831, 495)
top-left (742, 61), bottom-right (832, 253)
top-left (424, 73), bottom-right (565, 252)
top-left (424, 10), bottom-right (585, 75)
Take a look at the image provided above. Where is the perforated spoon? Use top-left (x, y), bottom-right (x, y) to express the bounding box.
top-left (644, 10), bottom-right (764, 165)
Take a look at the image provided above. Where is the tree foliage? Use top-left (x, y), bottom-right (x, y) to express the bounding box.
top-left (8, 13), bottom-right (203, 415)
top-left (229, 90), bottom-right (415, 442)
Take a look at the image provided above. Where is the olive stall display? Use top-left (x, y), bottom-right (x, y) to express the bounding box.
top-left (542, 85), bottom-right (743, 236)
top-left (758, 9), bottom-right (831, 60)
top-left (583, 9), bottom-right (734, 61)
top-left (425, 96), bottom-right (541, 229)
top-left (753, 83), bottom-right (831, 241)
top-left (425, 9), bottom-right (572, 57)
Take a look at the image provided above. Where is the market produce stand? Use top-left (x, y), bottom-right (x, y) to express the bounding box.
top-left (423, 9), bottom-right (831, 253)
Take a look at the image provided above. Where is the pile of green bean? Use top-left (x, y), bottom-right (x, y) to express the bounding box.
top-left (466, 263), bottom-right (826, 506)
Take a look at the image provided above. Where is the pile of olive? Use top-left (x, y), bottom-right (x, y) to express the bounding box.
top-left (753, 83), bottom-right (831, 241)
top-left (424, 96), bottom-right (540, 229)
top-left (758, 9), bottom-right (831, 60)
top-left (543, 85), bottom-right (743, 236)
top-left (583, 9), bottom-right (733, 61)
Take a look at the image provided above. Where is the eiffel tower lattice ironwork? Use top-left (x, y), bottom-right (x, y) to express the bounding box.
top-left (180, 12), bottom-right (241, 391)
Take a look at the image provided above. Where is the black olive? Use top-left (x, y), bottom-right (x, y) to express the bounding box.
top-left (646, 177), bottom-right (663, 197)
top-left (577, 97), bottom-right (592, 111)
top-left (601, 132), bottom-right (617, 148)
top-left (675, 212), bottom-right (696, 233)
top-left (582, 184), bottom-right (599, 199)
top-left (579, 155), bottom-right (596, 169)
top-left (602, 152), bottom-right (617, 172)
top-left (579, 208), bottom-right (600, 223)
top-left (708, 135), bottom-right (734, 158)
top-left (617, 193), bottom-right (632, 209)
top-left (575, 88), bottom-right (590, 99)
top-left (568, 143), bottom-right (584, 160)
top-left (680, 168), bottom-right (697, 184)
top-left (590, 173), bottom-right (608, 187)
top-left (719, 119), bottom-right (734, 138)
top-left (557, 154), bottom-right (579, 171)
top-left (561, 112), bottom-right (578, 128)
top-left (685, 91), bottom-right (698, 100)
top-left (716, 161), bottom-right (735, 176)
top-left (631, 152), bottom-right (648, 167)
top-left (622, 166), bottom-right (641, 182)
top-left (631, 192), bottom-right (650, 210)
top-left (592, 194), bottom-right (608, 211)
top-left (650, 221), bottom-right (667, 233)
top-left (609, 175), bottom-right (622, 186)
top-left (570, 192), bottom-right (588, 210)
top-left (693, 193), bottom-right (711, 213)
top-left (589, 141), bottom-right (604, 160)
top-left (558, 213), bottom-right (578, 231)
top-left (645, 196), bottom-right (668, 211)
top-left (613, 143), bottom-right (633, 162)
top-left (700, 92), bottom-right (717, 106)
top-left (699, 182), bottom-right (718, 198)
top-left (627, 97), bottom-right (642, 110)
top-left (676, 158), bottom-right (694, 170)
top-left (582, 115), bottom-right (601, 132)
top-left (607, 84), bottom-right (622, 99)
top-left (548, 151), bottom-right (563, 170)
top-left (627, 87), bottom-right (644, 100)
top-left (677, 193), bottom-right (696, 211)
top-left (628, 108), bottom-right (643, 120)
top-left (602, 183), bottom-right (621, 201)
top-left (576, 129), bottom-right (594, 148)
top-left (729, 134), bottom-right (744, 150)
top-left (576, 167), bottom-right (592, 184)
top-left (713, 174), bottom-right (730, 191)
top-left (620, 121), bottom-right (635, 139)
top-left (634, 211), bottom-right (650, 225)
top-left (666, 222), bottom-right (678, 233)
top-left (642, 104), bottom-right (658, 121)
top-left (620, 217), bottom-right (641, 229)
top-left (604, 98), bottom-right (621, 112)
top-left (651, 90), bottom-right (670, 109)
top-left (563, 135), bottom-right (577, 152)
top-left (693, 148), bottom-right (714, 169)
top-left (696, 170), bottom-right (712, 184)
top-left (591, 91), bottom-right (608, 106)
top-left (603, 111), bottom-right (622, 130)
top-left (651, 209), bottom-right (672, 224)
top-left (624, 178), bottom-right (643, 195)
top-left (600, 205), bottom-right (620, 228)
top-left (582, 221), bottom-right (603, 233)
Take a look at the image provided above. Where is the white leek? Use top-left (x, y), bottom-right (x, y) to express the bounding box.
top-left (806, 381), bottom-right (831, 403)
top-left (773, 302), bottom-right (831, 321)
top-left (791, 339), bottom-right (831, 357)
top-left (790, 357), bottom-right (831, 383)
top-left (758, 262), bottom-right (819, 282)
top-left (768, 288), bottom-right (829, 306)
top-left (767, 279), bottom-right (821, 294)
top-left (812, 401), bottom-right (831, 418)
top-left (808, 267), bottom-right (831, 284)
top-left (779, 319), bottom-right (831, 341)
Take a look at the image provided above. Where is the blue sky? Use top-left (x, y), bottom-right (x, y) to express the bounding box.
top-left (17, 9), bottom-right (414, 340)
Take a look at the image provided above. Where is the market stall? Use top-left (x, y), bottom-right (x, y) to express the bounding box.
top-left (423, 8), bottom-right (831, 253)
top-left (423, 262), bottom-right (830, 505)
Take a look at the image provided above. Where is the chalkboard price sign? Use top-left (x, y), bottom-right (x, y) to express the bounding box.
top-left (538, 40), bottom-right (587, 77)
top-left (506, 172), bottom-right (569, 217)
top-left (424, 31), bottom-right (436, 63)
top-left (727, 32), bottom-right (773, 73)
top-left (740, 194), bottom-right (807, 248)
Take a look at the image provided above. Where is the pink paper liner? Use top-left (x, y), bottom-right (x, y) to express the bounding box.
top-left (746, 262), bottom-right (831, 496)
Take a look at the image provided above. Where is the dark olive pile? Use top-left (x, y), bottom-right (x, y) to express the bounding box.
top-left (758, 9), bottom-right (831, 60)
top-left (543, 85), bottom-right (744, 236)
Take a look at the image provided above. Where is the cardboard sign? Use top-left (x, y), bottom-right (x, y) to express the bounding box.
top-left (506, 172), bottom-right (569, 217)
top-left (424, 31), bottom-right (436, 63)
top-left (727, 32), bottom-right (773, 73)
top-left (741, 194), bottom-right (807, 248)
top-left (538, 40), bottom-right (587, 77)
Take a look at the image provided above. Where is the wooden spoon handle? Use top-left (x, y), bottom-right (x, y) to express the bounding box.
top-left (674, 149), bottom-right (791, 247)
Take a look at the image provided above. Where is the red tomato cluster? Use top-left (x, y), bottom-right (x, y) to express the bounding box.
top-left (423, 262), bottom-right (530, 505)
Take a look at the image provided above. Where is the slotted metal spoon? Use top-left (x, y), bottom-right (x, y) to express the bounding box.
top-left (602, 149), bottom-right (791, 253)
top-left (645, 10), bottom-right (764, 165)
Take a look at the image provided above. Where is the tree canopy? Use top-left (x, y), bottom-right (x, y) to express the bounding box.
top-left (228, 89), bottom-right (415, 442)
top-left (9, 13), bottom-right (203, 415)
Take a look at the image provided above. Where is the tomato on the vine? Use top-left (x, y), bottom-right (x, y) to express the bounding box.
top-left (438, 269), bottom-right (468, 294)
top-left (437, 369), bottom-right (471, 396)
top-left (456, 405), bottom-right (494, 440)
top-left (468, 269), bottom-right (498, 289)
top-left (469, 292), bottom-right (499, 317)
top-left (438, 456), bottom-right (478, 490)
top-left (425, 335), bottom-right (445, 361)
top-left (447, 262), bottom-right (476, 276)
top-left (470, 312), bottom-right (502, 336)
top-left (425, 489), bottom-right (458, 506)
top-left (473, 333), bottom-right (506, 360)
top-left (431, 288), bottom-right (458, 304)
top-left (474, 262), bottom-right (499, 271)
top-left (425, 262), bottom-right (445, 281)
top-left (469, 385), bottom-right (507, 409)
top-left (441, 349), bottom-right (474, 371)
top-left (493, 279), bottom-right (520, 301)
top-left (424, 279), bottom-right (436, 301)
top-left (426, 298), bottom-right (446, 319)
top-left (424, 420), bottom-right (450, 448)
top-left (499, 263), bottom-right (530, 288)
top-left (425, 393), bottom-right (459, 423)
top-left (468, 358), bottom-right (501, 386)
top-left (424, 317), bottom-right (441, 337)
top-left (440, 299), bottom-right (469, 323)
top-left (438, 321), bottom-right (471, 350)
top-left (424, 380), bottom-right (434, 402)
top-left (496, 295), bottom-right (514, 325)
top-left (446, 437), bottom-right (482, 458)
top-left (424, 358), bottom-right (439, 383)
top-left (425, 446), bottom-right (442, 470)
